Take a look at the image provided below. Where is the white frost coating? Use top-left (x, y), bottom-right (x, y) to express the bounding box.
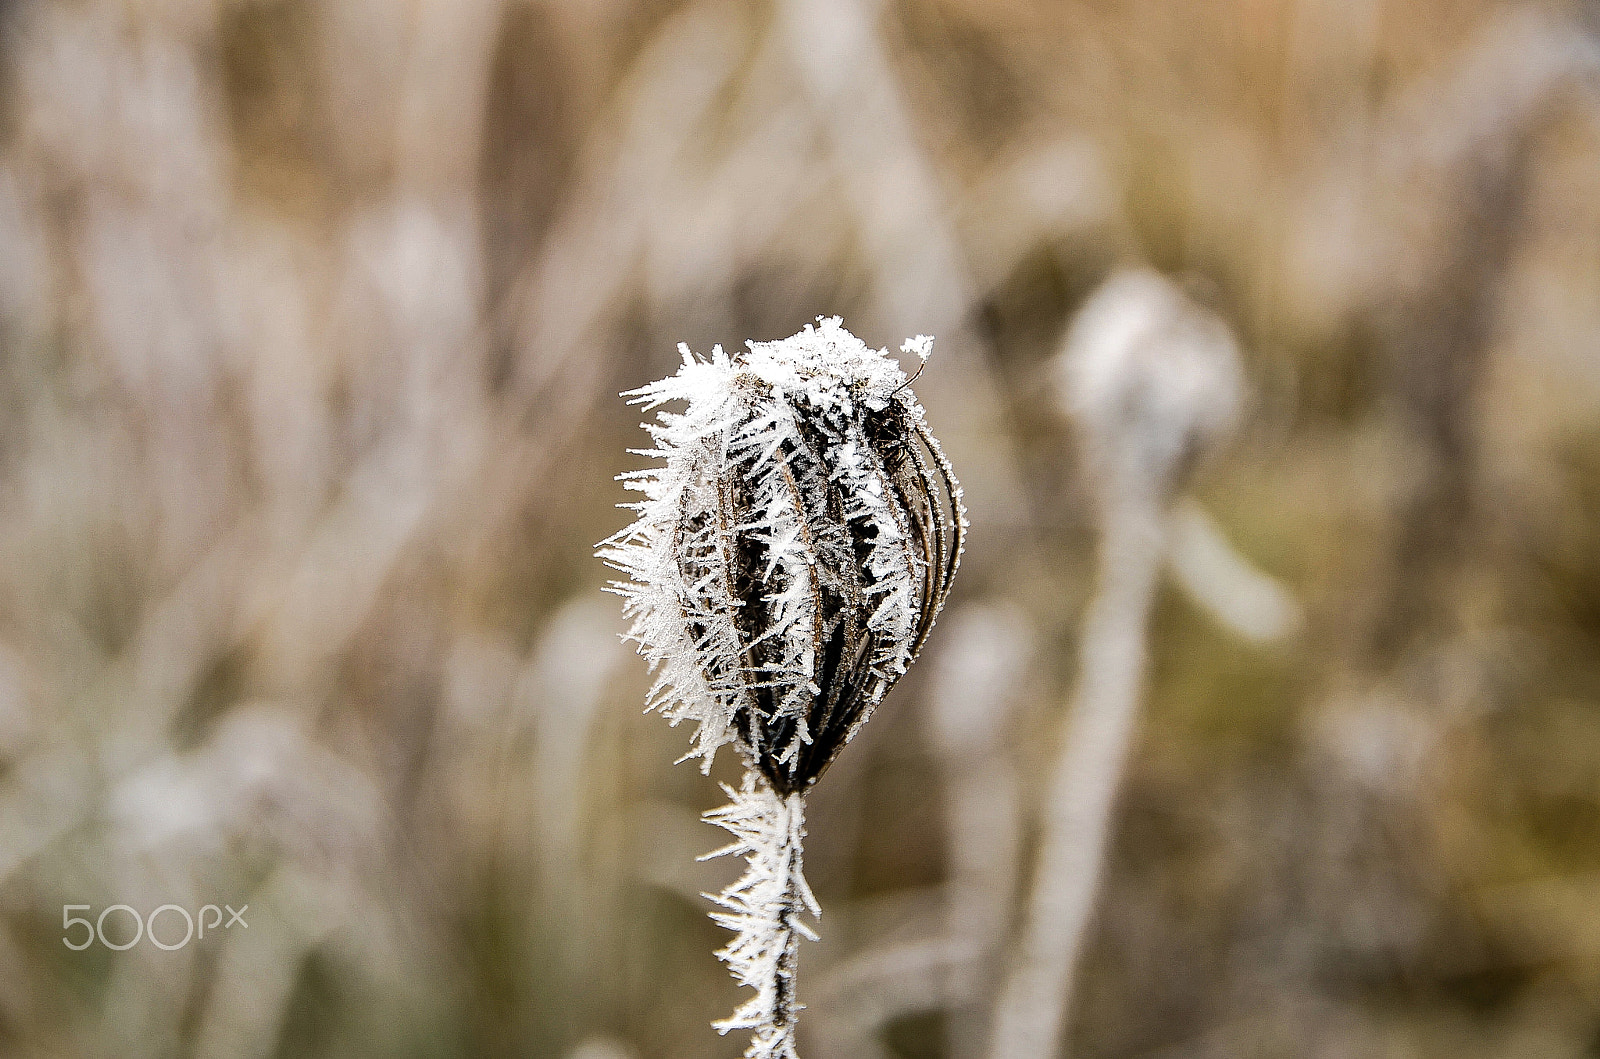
top-left (829, 423), bottom-right (919, 689)
top-left (700, 774), bottom-right (821, 1059)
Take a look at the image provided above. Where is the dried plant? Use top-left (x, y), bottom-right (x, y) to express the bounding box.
top-left (989, 269), bottom-right (1244, 1059)
top-left (599, 318), bottom-right (964, 1057)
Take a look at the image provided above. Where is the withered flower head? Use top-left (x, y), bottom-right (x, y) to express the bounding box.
top-left (601, 317), bottom-right (965, 794)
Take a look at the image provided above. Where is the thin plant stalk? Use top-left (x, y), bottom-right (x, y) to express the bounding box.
top-left (988, 269), bottom-right (1244, 1059)
top-left (928, 603), bottom-right (1034, 1059)
top-left (700, 776), bottom-right (821, 1058)
top-left (985, 488), bottom-right (1166, 1059)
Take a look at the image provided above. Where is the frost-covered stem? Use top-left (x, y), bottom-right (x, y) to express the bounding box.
top-left (701, 774), bottom-right (822, 1059)
top-left (986, 487), bottom-right (1167, 1059)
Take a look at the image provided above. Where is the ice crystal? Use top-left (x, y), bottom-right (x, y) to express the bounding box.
top-left (599, 317), bottom-right (964, 1056)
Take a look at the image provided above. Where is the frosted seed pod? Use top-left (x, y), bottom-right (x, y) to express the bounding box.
top-left (600, 318), bottom-right (965, 794)
top-left (1055, 268), bottom-right (1244, 499)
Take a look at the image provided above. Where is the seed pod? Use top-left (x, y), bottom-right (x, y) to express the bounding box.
top-left (601, 317), bottom-right (965, 794)
top-left (1054, 268), bottom-right (1243, 503)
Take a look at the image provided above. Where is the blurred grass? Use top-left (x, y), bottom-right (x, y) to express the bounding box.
top-left (0, 0), bottom-right (1596, 1056)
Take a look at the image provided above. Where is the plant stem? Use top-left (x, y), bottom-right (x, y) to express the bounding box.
top-left (702, 773), bottom-right (821, 1059)
top-left (987, 487), bottom-right (1168, 1059)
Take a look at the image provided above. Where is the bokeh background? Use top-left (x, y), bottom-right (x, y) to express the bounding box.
top-left (1, 0), bottom-right (1599, 1056)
